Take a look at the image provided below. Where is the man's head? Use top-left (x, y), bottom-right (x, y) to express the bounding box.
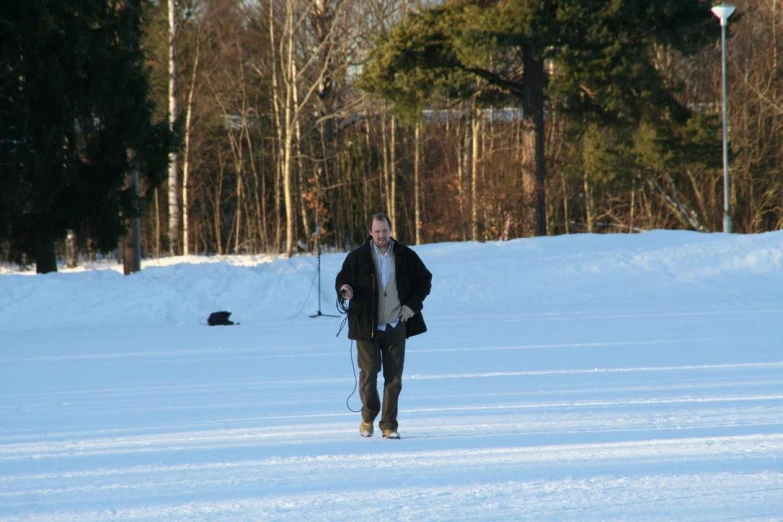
top-left (369, 212), bottom-right (391, 250)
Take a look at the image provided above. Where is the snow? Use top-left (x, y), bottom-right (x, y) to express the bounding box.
top-left (1, 230), bottom-right (782, 521)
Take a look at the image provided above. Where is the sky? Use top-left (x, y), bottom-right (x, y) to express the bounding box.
top-left (1, 230), bottom-right (782, 521)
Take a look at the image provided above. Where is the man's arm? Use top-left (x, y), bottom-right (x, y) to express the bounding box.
top-left (336, 252), bottom-right (362, 300)
top-left (335, 256), bottom-right (352, 297)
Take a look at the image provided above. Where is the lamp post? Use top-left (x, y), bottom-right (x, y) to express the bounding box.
top-left (712, 4), bottom-right (735, 233)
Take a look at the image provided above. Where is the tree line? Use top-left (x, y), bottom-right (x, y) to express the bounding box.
top-left (1, 0), bottom-right (781, 273)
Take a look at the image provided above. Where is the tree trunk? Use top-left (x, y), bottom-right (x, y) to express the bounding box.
top-left (390, 114), bottom-right (397, 233)
top-left (471, 102), bottom-right (480, 241)
top-left (123, 165), bottom-right (141, 274)
top-left (560, 168), bottom-right (570, 234)
top-left (167, 0), bottom-right (180, 255)
top-left (243, 112), bottom-right (266, 252)
top-left (34, 231), bottom-right (57, 274)
top-left (154, 188), bottom-right (161, 258)
top-left (583, 170), bottom-right (594, 233)
top-left (123, 220), bottom-right (141, 275)
top-left (233, 160), bottom-right (243, 253)
top-left (523, 45), bottom-right (547, 236)
top-left (181, 41), bottom-right (198, 256)
top-left (283, 127), bottom-right (295, 258)
top-left (381, 110), bottom-right (390, 216)
top-left (214, 162), bottom-right (225, 255)
top-left (283, 0), bottom-right (296, 258)
top-left (275, 159), bottom-right (282, 253)
top-left (297, 144), bottom-right (309, 246)
top-left (293, 59), bottom-right (308, 247)
top-left (629, 179), bottom-right (636, 233)
top-left (773, 0), bottom-right (778, 73)
top-left (364, 113), bottom-right (373, 233)
top-left (414, 120), bottom-right (422, 245)
top-left (460, 107), bottom-right (470, 240)
top-left (532, 94), bottom-right (547, 235)
top-left (66, 231), bottom-right (78, 268)
top-left (268, 0), bottom-right (283, 254)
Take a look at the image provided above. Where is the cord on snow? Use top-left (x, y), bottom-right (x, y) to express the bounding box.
top-left (336, 294), bottom-right (360, 413)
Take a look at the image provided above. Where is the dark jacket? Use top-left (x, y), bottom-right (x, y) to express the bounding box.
top-left (335, 237), bottom-right (432, 341)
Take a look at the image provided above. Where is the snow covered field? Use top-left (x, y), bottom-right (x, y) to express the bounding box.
top-left (1, 230), bottom-right (782, 521)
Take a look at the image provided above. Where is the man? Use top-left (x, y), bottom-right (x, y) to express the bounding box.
top-left (335, 212), bottom-right (432, 439)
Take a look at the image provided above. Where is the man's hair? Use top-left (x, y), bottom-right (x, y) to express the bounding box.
top-left (369, 212), bottom-right (392, 230)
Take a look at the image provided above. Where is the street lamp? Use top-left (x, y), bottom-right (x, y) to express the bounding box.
top-left (711, 4), bottom-right (735, 233)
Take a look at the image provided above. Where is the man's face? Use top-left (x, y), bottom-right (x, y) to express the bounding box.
top-left (370, 218), bottom-right (390, 249)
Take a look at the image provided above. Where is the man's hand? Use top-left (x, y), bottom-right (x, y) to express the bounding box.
top-left (399, 305), bottom-right (415, 322)
top-left (340, 284), bottom-right (353, 300)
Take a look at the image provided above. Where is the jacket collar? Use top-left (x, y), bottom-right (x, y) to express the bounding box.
top-left (364, 236), bottom-right (400, 249)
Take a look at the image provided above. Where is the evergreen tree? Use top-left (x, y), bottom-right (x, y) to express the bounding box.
top-left (359, 0), bottom-right (718, 236)
top-left (0, 0), bottom-right (173, 273)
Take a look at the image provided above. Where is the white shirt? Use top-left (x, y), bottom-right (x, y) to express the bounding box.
top-left (371, 240), bottom-right (399, 331)
top-left (372, 240), bottom-right (394, 291)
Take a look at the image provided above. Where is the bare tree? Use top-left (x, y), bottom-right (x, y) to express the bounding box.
top-left (265, 0), bottom-right (353, 257)
top-left (181, 41), bottom-right (199, 256)
top-left (168, 0), bottom-right (180, 255)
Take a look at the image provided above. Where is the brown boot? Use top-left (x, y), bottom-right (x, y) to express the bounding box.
top-left (359, 420), bottom-right (374, 437)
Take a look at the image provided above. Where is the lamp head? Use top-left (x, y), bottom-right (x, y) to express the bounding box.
top-left (711, 4), bottom-right (736, 26)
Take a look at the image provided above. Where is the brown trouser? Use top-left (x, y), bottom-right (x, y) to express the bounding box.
top-left (357, 321), bottom-right (406, 432)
